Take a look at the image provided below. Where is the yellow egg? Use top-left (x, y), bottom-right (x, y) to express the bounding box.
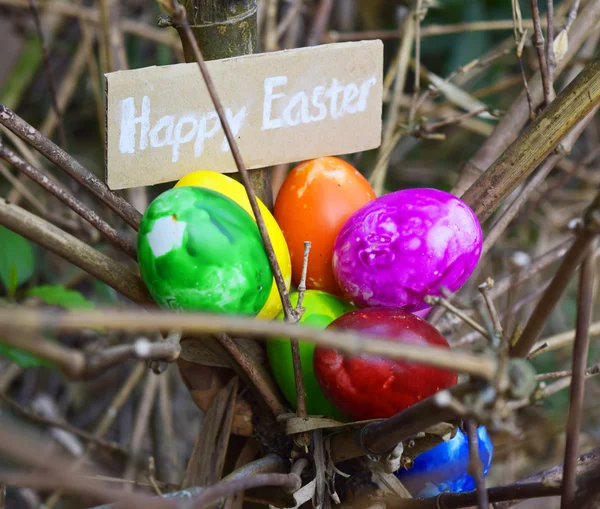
top-left (175, 171), bottom-right (292, 320)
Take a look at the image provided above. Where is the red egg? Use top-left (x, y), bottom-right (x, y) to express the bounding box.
top-left (313, 308), bottom-right (458, 421)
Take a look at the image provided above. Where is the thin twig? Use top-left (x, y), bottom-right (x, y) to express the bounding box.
top-left (464, 420), bottom-right (489, 509)
top-left (306, 0), bottom-right (334, 47)
top-left (167, 3), bottom-right (296, 322)
top-left (28, 0), bottom-right (67, 149)
top-left (291, 241), bottom-right (312, 421)
top-left (561, 244), bottom-right (597, 509)
top-left (0, 143), bottom-right (137, 259)
top-left (0, 394), bottom-right (127, 455)
top-left (511, 193), bottom-right (600, 357)
top-left (409, 0), bottom-right (424, 122)
top-left (0, 333), bottom-right (179, 379)
top-left (123, 373), bottom-right (160, 490)
top-left (425, 295), bottom-right (490, 340)
top-left (0, 105), bottom-right (142, 230)
top-left (295, 241), bottom-right (311, 315)
top-left (565, 0), bottom-right (580, 31)
top-left (0, 308), bottom-right (499, 381)
top-left (531, 0), bottom-right (553, 108)
top-left (546, 0), bottom-right (557, 94)
top-left (43, 363), bottom-right (147, 509)
top-left (529, 321), bottom-right (600, 359)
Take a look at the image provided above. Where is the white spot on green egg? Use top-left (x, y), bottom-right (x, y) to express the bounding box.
top-left (147, 215), bottom-right (187, 257)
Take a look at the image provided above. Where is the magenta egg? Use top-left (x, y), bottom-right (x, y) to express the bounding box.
top-left (332, 188), bottom-right (482, 311)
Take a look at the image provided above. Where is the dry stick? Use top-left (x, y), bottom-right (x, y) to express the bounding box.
top-left (425, 295), bottom-right (490, 340)
top-left (28, 0), bottom-right (67, 149)
top-left (508, 363), bottom-right (600, 411)
top-left (565, 0), bottom-right (581, 31)
top-left (0, 0), bottom-right (181, 50)
top-left (291, 241), bottom-right (312, 420)
top-left (167, 5), bottom-right (294, 322)
top-left (512, 0), bottom-right (534, 119)
top-left (546, 0), bottom-right (557, 93)
top-left (0, 199), bottom-right (151, 304)
top-left (0, 308), bottom-right (499, 381)
top-left (276, 0), bottom-right (302, 40)
top-left (0, 393), bottom-right (127, 455)
top-left (511, 194), bottom-right (600, 358)
top-left (0, 106), bottom-right (141, 230)
top-left (306, 0), bottom-right (334, 47)
top-left (529, 320), bottom-right (600, 359)
top-left (461, 56), bottom-right (600, 222)
top-left (0, 143), bottom-right (137, 259)
top-left (481, 104), bottom-right (599, 257)
top-left (330, 383), bottom-right (478, 462)
top-left (452, 0), bottom-right (600, 198)
top-left (39, 26), bottom-right (96, 139)
top-left (215, 333), bottom-right (285, 416)
top-left (0, 332), bottom-right (179, 379)
top-left (408, 0), bottom-right (424, 123)
top-left (182, 473), bottom-right (301, 509)
top-left (43, 363), bottom-right (147, 509)
top-left (324, 18), bottom-right (564, 42)
top-left (531, 0), bottom-right (553, 108)
top-left (561, 245), bottom-right (597, 509)
top-left (123, 372), bottom-right (160, 491)
top-left (369, 11), bottom-right (414, 195)
top-left (464, 420), bottom-right (488, 509)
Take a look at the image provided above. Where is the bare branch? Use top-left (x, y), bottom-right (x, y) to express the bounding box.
top-left (0, 105), bottom-right (142, 230)
top-left (561, 244), bottom-right (597, 509)
top-left (0, 199), bottom-right (152, 304)
top-left (530, 0), bottom-right (553, 107)
top-left (0, 308), bottom-right (498, 381)
top-left (464, 420), bottom-right (488, 509)
top-left (0, 143), bottom-right (137, 259)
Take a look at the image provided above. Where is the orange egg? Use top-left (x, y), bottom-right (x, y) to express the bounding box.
top-left (274, 156), bottom-right (376, 296)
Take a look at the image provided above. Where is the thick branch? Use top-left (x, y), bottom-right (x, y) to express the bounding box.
top-left (0, 143), bottom-right (136, 258)
top-left (0, 105), bottom-right (142, 230)
top-left (461, 56), bottom-right (600, 221)
top-left (0, 199), bottom-right (152, 304)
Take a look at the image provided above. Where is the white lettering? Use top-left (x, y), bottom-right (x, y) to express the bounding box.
top-left (342, 83), bottom-right (360, 114)
top-left (149, 115), bottom-right (174, 147)
top-left (357, 76), bottom-right (377, 112)
top-left (325, 79), bottom-right (345, 120)
top-left (221, 107), bottom-right (248, 152)
top-left (195, 112), bottom-right (220, 157)
top-left (310, 86), bottom-right (327, 123)
top-left (262, 76), bottom-right (287, 130)
top-left (282, 92), bottom-right (308, 127)
top-left (119, 96), bottom-right (150, 154)
top-left (172, 116), bottom-right (198, 163)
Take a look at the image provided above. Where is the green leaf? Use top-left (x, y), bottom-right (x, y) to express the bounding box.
top-left (0, 227), bottom-right (35, 292)
top-left (26, 285), bottom-right (95, 310)
top-left (0, 343), bottom-right (54, 369)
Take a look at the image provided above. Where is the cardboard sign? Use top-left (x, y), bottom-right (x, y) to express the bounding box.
top-left (105, 40), bottom-right (383, 190)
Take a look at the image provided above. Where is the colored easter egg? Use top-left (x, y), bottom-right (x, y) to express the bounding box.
top-left (313, 308), bottom-right (458, 421)
top-left (274, 157), bottom-right (376, 297)
top-left (266, 290), bottom-right (354, 419)
top-left (175, 170), bottom-right (291, 320)
top-left (332, 188), bottom-right (482, 311)
top-left (396, 425), bottom-right (494, 497)
top-left (138, 186), bottom-right (272, 315)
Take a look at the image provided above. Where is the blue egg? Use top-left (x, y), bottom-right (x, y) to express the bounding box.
top-left (395, 425), bottom-right (493, 498)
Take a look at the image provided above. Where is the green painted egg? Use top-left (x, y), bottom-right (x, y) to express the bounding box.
top-left (137, 186), bottom-right (273, 315)
top-left (266, 290), bottom-right (354, 419)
